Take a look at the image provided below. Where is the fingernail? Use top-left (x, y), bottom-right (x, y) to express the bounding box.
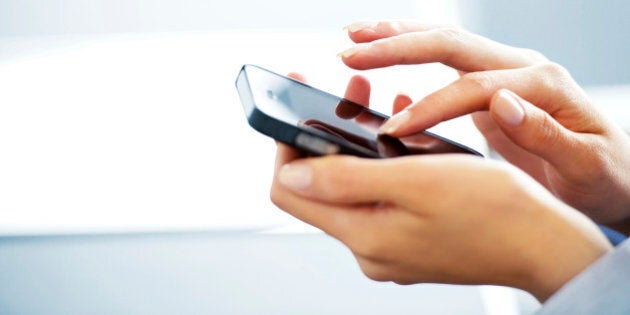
top-left (494, 89), bottom-right (525, 126)
top-left (337, 43), bottom-right (371, 58)
top-left (279, 163), bottom-right (312, 191)
top-left (343, 21), bottom-right (378, 33)
top-left (379, 110), bottom-right (411, 134)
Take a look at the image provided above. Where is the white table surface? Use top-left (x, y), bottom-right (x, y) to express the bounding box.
top-left (0, 230), bottom-right (516, 315)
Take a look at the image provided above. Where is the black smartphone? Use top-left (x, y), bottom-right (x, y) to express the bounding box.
top-left (235, 64), bottom-right (482, 158)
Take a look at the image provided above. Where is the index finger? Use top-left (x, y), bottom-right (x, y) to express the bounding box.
top-left (340, 21), bottom-right (547, 72)
top-left (344, 20), bottom-right (448, 43)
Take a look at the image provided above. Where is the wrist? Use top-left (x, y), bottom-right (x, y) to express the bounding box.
top-left (519, 204), bottom-right (613, 302)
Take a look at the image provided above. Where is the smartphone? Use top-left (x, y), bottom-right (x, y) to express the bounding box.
top-left (235, 64), bottom-right (482, 158)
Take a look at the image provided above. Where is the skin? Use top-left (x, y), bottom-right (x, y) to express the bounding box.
top-left (273, 142), bottom-right (610, 302)
top-left (270, 20), bottom-right (629, 302)
top-left (339, 20), bottom-right (630, 229)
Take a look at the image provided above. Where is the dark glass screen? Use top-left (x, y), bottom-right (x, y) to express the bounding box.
top-left (245, 65), bottom-right (479, 157)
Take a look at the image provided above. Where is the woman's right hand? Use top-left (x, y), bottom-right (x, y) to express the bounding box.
top-left (340, 20), bottom-right (630, 228)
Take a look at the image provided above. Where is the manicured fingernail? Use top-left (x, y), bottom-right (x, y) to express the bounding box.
top-left (494, 89), bottom-right (525, 126)
top-left (343, 21), bottom-right (378, 33)
top-left (279, 163), bottom-right (312, 191)
top-left (337, 43), bottom-right (371, 58)
top-left (379, 110), bottom-right (411, 134)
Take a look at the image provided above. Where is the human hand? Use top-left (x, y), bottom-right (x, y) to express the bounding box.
top-left (339, 20), bottom-right (630, 228)
top-left (273, 143), bottom-right (612, 303)
top-left (271, 73), bottom-right (612, 302)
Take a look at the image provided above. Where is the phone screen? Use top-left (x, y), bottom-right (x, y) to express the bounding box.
top-left (241, 65), bottom-right (480, 158)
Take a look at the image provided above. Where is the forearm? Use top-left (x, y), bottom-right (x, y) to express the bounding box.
top-left (535, 240), bottom-right (630, 315)
top-left (517, 201), bottom-right (613, 302)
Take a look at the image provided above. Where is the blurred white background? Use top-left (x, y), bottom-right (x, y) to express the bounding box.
top-left (0, 0), bottom-right (486, 235)
top-left (2, 0), bottom-right (629, 235)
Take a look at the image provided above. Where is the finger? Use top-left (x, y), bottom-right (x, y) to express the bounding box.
top-left (488, 89), bottom-right (583, 168)
top-left (277, 155), bottom-right (402, 204)
top-left (288, 72), bottom-right (307, 82)
top-left (271, 151), bottom-right (372, 241)
top-left (379, 63), bottom-right (602, 137)
top-left (270, 177), bottom-right (366, 242)
top-left (272, 150), bottom-right (421, 251)
top-left (343, 75), bottom-right (371, 107)
top-left (471, 111), bottom-right (550, 183)
top-left (276, 153), bottom-right (481, 206)
top-left (392, 93), bottom-right (413, 115)
top-left (340, 26), bottom-right (547, 72)
top-left (274, 142), bottom-right (306, 175)
top-left (353, 254), bottom-right (394, 282)
top-left (289, 72), bottom-right (371, 107)
top-left (344, 20), bottom-right (449, 43)
top-left (380, 68), bottom-right (529, 136)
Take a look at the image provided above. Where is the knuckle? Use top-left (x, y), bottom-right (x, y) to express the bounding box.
top-left (535, 113), bottom-right (561, 144)
top-left (355, 244), bottom-right (382, 261)
top-left (492, 162), bottom-right (521, 185)
top-left (380, 20), bottom-right (402, 33)
top-left (351, 235), bottom-right (390, 262)
top-left (519, 48), bottom-right (548, 63)
top-left (362, 268), bottom-right (390, 282)
top-left (483, 163), bottom-right (529, 201)
top-left (460, 72), bottom-right (495, 93)
top-left (356, 260), bottom-right (391, 282)
top-left (435, 27), bottom-right (468, 60)
top-left (482, 159), bottom-right (525, 185)
top-left (578, 140), bottom-right (610, 179)
top-left (538, 62), bottom-right (571, 79)
top-left (437, 26), bottom-right (467, 44)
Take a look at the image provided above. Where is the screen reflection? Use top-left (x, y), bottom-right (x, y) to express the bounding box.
top-left (299, 99), bottom-right (473, 158)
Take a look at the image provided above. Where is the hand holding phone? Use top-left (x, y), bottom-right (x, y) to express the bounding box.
top-left (235, 64), bottom-right (482, 158)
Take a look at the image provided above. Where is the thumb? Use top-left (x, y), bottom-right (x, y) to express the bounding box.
top-left (490, 89), bottom-right (578, 166)
top-left (277, 156), bottom-right (397, 204)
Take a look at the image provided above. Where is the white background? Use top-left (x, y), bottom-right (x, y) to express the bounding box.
top-left (0, 0), bottom-right (489, 235)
